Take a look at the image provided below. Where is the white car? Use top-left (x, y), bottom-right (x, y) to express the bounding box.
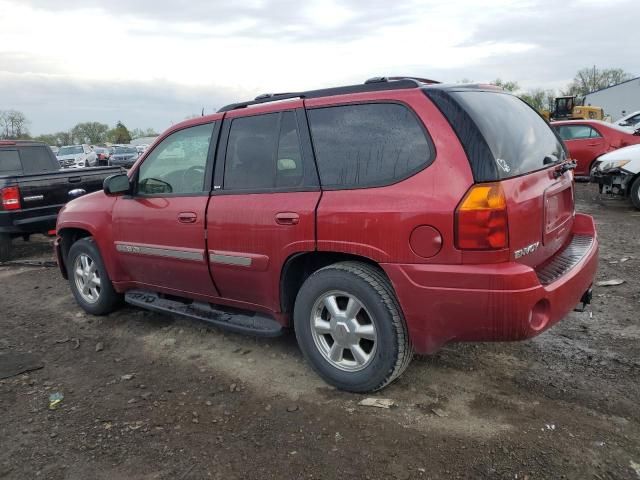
top-left (56, 144), bottom-right (98, 169)
top-left (615, 111), bottom-right (640, 130)
top-left (591, 144), bottom-right (640, 209)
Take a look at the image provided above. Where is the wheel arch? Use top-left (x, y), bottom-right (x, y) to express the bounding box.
top-left (279, 251), bottom-right (389, 316)
top-left (57, 227), bottom-right (94, 277)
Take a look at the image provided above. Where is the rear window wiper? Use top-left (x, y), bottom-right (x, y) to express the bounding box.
top-left (553, 160), bottom-right (577, 178)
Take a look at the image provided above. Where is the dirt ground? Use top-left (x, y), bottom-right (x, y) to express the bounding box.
top-left (1, 183), bottom-right (639, 480)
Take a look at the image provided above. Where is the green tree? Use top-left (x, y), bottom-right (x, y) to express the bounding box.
top-left (519, 88), bottom-right (556, 112)
top-left (130, 127), bottom-right (159, 139)
top-left (71, 122), bottom-right (109, 144)
top-left (565, 66), bottom-right (634, 96)
top-left (56, 131), bottom-right (74, 146)
top-left (33, 133), bottom-right (59, 145)
top-left (107, 121), bottom-right (132, 144)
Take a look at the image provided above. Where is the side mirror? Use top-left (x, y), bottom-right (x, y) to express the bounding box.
top-left (103, 173), bottom-right (130, 196)
top-left (634, 127), bottom-right (640, 136)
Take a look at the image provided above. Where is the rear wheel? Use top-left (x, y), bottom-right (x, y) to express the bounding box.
top-left (293, 262), bottom-right (413, 392)
top-left (0, 234), bottom-right (11, 263)
top-left (67, 238), bottom-right (122, 315)
top-left (630, 176), bottom-right (640, 210)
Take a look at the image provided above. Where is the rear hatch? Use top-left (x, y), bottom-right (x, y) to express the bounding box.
top-left (425, 87), bottom-right (575, 268)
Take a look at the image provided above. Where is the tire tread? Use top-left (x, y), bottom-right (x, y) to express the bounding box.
top-left (307, 261), bottom-right (413, 391)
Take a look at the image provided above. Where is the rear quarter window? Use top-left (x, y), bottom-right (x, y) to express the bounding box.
top-left (307, 103), bottom-right (434, 189)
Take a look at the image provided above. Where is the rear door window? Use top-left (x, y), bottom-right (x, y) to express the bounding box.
top-left (224, 111), bottom-right (305, 191)
top-left (307, 103), bottom-right (433, 189)
top-left (426, 89), bottom-right (566, 181)
top-left (555, 125), bottom-right (601, 140)
top-left (0, 150), bottom-right (23, 175)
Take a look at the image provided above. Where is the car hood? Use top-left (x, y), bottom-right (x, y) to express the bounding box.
top-left (599, 144), bottom-right (640, 162)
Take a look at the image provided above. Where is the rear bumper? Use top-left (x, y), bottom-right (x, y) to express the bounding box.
top-left (382, 213), bottom-right (598, 354)
top-left (0, 211), bottom-right (58, 235)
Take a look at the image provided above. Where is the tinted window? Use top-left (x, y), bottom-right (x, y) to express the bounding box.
top-left (555, 125), bottom-right (601, 140)
top-left (307, 103), bottom-right (432, 188)
top-left (19, 146), bottom-right (57, 173)
top-left (224, 111), bottom-right (304, 190)
top-left (0, 150), bottom-right (23, 175)
top-left (138, 123), bottom-right (214, 195)
top-left (431, 90), bottom-right (566, 181)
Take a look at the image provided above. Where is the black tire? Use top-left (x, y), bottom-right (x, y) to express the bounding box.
top-left (630, 176), bottom-right (640, 210)
top-left (67, 237), bottom-right (122, 315)
top-left (293, 261), bottom-right (413, 393)
top-left (0, 234), bottom-right (11, 263)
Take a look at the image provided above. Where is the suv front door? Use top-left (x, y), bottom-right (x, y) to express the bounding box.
top-left (207, 101), bottom-right (320, 312)
top-left (111, 121), bottom-right (220, 298)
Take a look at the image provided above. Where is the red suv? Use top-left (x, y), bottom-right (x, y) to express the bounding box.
top-left (55, 78), bottom-right (598, 392)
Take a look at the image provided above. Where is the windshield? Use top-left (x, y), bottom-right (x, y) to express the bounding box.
top-left (58, 146), bottom-right (83, 156)
top-left (426, 89), bottom-right (566, 181)
top-left (114, 146), bottom-right (137, 154)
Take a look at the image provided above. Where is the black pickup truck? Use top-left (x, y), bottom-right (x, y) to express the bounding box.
top-left (0, 140), bottom-right (121, 261)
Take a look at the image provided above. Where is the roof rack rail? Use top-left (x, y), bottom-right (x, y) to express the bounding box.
top-left (217, 77), bottom-right (426, 113)
top-left (365, 76), bottom-right (440, 85)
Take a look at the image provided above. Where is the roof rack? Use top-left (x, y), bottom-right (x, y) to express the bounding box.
top-left (217, 77), bottom-right (436, 113)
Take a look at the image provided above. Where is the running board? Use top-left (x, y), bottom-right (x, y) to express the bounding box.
top-left (124, 290), bottom-right (283, 337)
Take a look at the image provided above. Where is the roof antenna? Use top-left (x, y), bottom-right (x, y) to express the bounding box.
top-left (201, 107), bottom-right (205, 117)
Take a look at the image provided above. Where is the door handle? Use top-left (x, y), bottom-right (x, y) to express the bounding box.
top-left (275, 212), bottom-right (299, 225)
top-left (178, 212), bottom-right (197, 224)
top-left (68, 177), bottom-right (82, 183)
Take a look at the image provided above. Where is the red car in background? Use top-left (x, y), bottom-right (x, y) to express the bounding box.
top-left (551, 120), bottom-right (640, 177)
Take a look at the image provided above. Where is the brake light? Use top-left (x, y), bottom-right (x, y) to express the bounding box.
top-left (1, 186), bottom-right (21, 210)
top-left (455, 183), bottom-right (508, 250)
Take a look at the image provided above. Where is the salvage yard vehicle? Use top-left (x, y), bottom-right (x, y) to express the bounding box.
top-left (56, 144), bottom-right (98, 169)
top-left (0, 140), bottom-right (121, 262)
top-left (615, 110), bottom-right (640, 130)
top-left (551, 120), bottom-right (640, 177)
top-left (591, 144), bottom-right (640, 209)
top-left (55, 78), bottom-right (598, 392)
top-left (108, 145), bottom-right (139, 168)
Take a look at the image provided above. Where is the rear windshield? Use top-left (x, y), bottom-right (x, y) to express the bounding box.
top-left (0, 150), bottom-right (23, 175)
top-left (425, 89), bottom-right (566, 181)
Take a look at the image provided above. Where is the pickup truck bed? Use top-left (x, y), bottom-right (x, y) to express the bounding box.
top-left (0, 141), bottom-right (121, 261)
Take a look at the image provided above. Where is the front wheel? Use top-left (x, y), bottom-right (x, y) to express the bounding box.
top-left (630, 176), bottom-right (640, 210)
top-left (67, 238), bottom-right (122, 315)
top-left (293, 262), bottom-right (413, 392)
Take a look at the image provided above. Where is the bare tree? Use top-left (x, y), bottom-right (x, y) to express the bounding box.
top-left (566, 66), bottom-right (633, 96)
top-left (0, 110), bottom-right (30, 139)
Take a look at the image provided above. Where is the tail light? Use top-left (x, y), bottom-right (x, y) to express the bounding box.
top-left (455, 183), bottom-right (508, 250)
top-left (1, 186), bottom-right (21, 211)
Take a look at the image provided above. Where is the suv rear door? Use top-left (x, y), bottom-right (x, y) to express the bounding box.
top-left (206, 100), bottom-right (320, 312)
top-left (426, 88), bottom-right (576, 268)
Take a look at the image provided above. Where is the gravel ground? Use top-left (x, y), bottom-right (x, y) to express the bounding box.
top-left (1, 183), bottom-right (639, 480)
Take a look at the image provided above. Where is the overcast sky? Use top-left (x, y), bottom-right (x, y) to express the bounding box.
top-left (0, 0), bottom-right (637, 135)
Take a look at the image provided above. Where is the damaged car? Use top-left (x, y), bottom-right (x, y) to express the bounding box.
top-left (591, 143), bottom-right (640, 209)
